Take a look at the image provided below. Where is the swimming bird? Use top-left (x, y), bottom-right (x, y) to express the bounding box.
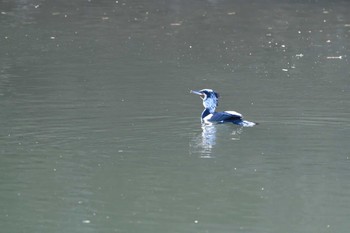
top-left (190, 89), bottom-right (256, 127)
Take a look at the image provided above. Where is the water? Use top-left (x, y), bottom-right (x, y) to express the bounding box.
top-left (1, 0), bottom-right (350, 232)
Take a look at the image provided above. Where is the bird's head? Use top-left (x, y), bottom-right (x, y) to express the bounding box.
top-left (190, 89), bottom-right (219, 113)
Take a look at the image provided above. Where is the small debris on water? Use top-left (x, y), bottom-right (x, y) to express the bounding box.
top-left (326, 56), bottom-right (342, 59)
top-left (282, 68), bottom-right (288, 72)
top-left (296, 53), bottom-right (304, 57)
top-left (170, 22), bottom-right (182, 26)
top-left (82, 220), bottom-right (90, 224)
top-left (194, 220), bottom-right (199, 224)
top-left (227, 12), bottom-right (236, 15)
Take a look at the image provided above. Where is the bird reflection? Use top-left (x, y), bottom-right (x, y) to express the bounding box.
top-left (198, 124), bottom-right (217, 157)
top-left (190, 124), bottom-right (243, 158)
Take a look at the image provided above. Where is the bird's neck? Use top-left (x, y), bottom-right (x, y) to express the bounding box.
top-left (201, 108), bottom-right (214, 119)
top-left (203, 98), bottom-right (217, 114)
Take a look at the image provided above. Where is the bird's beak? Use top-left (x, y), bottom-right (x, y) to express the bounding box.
top-left (190, 90), bottom-right (201, 95)
top-left (190, 90), bottom-right (205, 99)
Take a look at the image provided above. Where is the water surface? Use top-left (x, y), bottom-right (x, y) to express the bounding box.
top-left (1, 0), bottom-right (350, 232)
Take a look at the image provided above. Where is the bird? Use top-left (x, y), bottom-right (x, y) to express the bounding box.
top-left (190, 89), bottom-right (256, 127)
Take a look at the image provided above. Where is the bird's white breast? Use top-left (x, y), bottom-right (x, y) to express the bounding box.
top-left (202, 113), bottom-right (213, 124)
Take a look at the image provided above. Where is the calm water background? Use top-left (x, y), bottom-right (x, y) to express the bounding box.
top-left (1, 0), bottom-right (350, 232)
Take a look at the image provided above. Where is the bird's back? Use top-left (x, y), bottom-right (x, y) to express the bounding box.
top-left (208, 111), bottom-right (242, 123)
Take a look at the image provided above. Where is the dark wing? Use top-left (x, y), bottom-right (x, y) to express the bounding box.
top-left (209, 111), bottom-right (242, 123)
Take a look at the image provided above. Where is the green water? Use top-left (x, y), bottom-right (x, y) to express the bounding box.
top-left (1, 0), bottom-right (350, 232)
